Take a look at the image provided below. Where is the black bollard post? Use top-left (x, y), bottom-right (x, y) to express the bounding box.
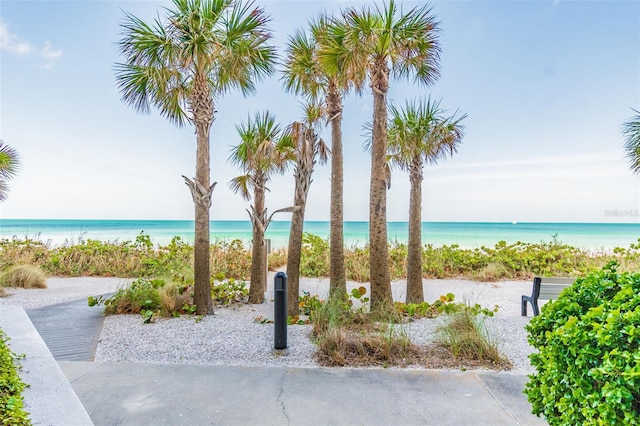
top-left (274, 271), bottom-right (287, 350)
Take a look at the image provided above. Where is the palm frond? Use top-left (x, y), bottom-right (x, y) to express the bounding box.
top-left (215, 1), bottom-right (276, 96)
top-left (622, 108), bottom-right (640, 174)
top-left (0, 141), bottom-right (20, 181)
top-left (0, 141), bottom-right (20, 202)
top-left (387, 97), bottom-right (466, 170)
top-left (228, 174), bottom-right (252, 201)
top-left (282, 26), bottom-right (325, 97)
top-left (116, 0), bottom-right (275, 125)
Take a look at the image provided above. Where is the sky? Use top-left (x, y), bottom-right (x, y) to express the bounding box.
top-left (0, 0), bottom-right (639, 223)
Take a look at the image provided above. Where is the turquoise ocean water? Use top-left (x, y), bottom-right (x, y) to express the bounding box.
top-left (0, 219), bottom-right (639, 251)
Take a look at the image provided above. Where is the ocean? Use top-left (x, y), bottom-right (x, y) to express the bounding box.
top-left (0, 219), bottom-right (638, 251)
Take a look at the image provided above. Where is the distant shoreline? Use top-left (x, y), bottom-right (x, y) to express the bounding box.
top-left (1, 219), bottom-right (638, 251)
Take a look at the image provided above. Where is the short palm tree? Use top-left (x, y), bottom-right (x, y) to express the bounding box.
top-left (0, 141), bottom-right (20, 202)
top-left (115, 0), bottom-right (276, 314)
top-left (283, 16), bottom-right (365, 297)
top-left (229, 111), bottom-right (295, 304)
top-left (387, 98), bottom-right (466, 304)
top-left (333, 0), bottom-right (441, 310)
top-left (622, 108), bottom-right (640, 174)
top-left (285, 101), bottom-right (329, 316)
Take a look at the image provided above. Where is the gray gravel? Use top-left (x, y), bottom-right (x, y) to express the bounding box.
top-left (3, 276), bottom-right (538, 372)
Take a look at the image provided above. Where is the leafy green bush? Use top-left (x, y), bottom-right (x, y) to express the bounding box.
top-left (525, 263), bottom-right (640, 425)
top-left (0, 329), bottom-right (30, 425)
top-left (299, 233), bottom-right (329, 277)
top-left (211, 278), bottom-right (248, 305)
top-left (394, 293), bottom-right (498, 319)
top-left (89, 278), bottom-right (163, 314)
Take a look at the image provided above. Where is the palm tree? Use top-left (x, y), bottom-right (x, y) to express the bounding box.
top-left (114, 0), bottom-right (276, 314)
top-left (283, 16), bottom-right (365, 297)
top-left (229, 111), bottom-right (295, 304)
top-left (0, 141), bottom-right (20, 202)
top-left (387, 98), bottom-right (466, 304)
top-left (622, 108), bottom-right (640, 174)
top-left (285, 102), bottom-right (329, 316)
top-left (335, 0), bottom-right (441, 310)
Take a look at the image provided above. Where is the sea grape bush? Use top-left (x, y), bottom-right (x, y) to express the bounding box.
top-left (0, 329), bottom-right (30, 425)
top-left (524, 262), bottom-right (640, 425)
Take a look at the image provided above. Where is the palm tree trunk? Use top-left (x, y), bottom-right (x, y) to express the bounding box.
top-left (286, 187), bottom-right (307, 316)
top-left (369, 66), bottom-right (392, 311)
top-left (406, 161), bottom-right (424, 304)
top-left (192, 78), bottom-right (214, 315)
top-left (249, 178), bottom-right (266, 304)
top-left (328, 86), bottom-right (347, 296)
top-left (287, 126), bottom-right (313, 316)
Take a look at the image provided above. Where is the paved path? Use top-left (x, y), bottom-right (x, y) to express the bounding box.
top-left (60, 362), bottom-right (547, 426)
top-left (26, 297), bottom-right (107, 361)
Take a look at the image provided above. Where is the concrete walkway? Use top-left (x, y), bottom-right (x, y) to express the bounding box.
top-left (26, 298), bottom-right (106, 361)
top-left (59, 361), bottom-right (547, 426)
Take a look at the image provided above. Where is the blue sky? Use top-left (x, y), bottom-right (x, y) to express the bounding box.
top-left (1, 0), bottom-right (638, 223)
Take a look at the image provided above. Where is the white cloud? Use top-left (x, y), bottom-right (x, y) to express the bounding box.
top-left (0, 19), bottom-right (62, 68)
top-left (0, 21), bottom-right (33, 54)
top-left (40, 40), bottom-right (63, 69)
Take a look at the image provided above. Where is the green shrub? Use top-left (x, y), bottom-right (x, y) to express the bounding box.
top-left (525, 262), bottom-right (640, 425)
top-left (0, 265), bottom-right (46, 289)
top-left (299, 233), bottom-right (329, 277)
top-left (93, 278), bottom-right (163, 315)
top-left (0, 329), bottom-right (30, 425)
top-left (211, 278), bottom-right (248, 305)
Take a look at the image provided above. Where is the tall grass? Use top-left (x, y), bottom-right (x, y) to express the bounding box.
top-left (436, 309), bottom-right (511, 368)
top-left (0, 265), bottom-right (46, 289)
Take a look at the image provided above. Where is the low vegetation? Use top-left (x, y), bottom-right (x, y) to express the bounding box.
top-left (88, 277), bottom-right (249, 322)
top-left (301, 288), bottom-right (506, 369)
top-left (0, 265), bottom-right (46, 289)
top-left (525, 263), bottom-right (640, 425)
top-left (0, 329), bottom-right (30, 425)
top-left (436, 309), bottom-right (511, 369)
top-left (2, 232), bottom-right (638, 283)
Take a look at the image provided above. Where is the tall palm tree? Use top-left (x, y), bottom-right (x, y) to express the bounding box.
top-left (622, 108), bottom-right (640, 174)
top-left (283, 16), bottom-right (365, 297)
top-left (387, 98), bottom-right (466, 304)
top-left (335, 0), bottom-right (441, 310)
top-left (115, 0), bottom-right (276, 314)
top-left (229, 111), bottom-right (295, 304)
top-left (285, 102), bottom-right (329, 316)
top-left (0, 141), bottom-right (20, 202)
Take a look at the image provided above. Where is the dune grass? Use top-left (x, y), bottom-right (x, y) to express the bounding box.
top-left (306, 288), bottom-right (507, 369)
top-left (0, 265), bottom-right (46, 289)
top-left (1, 232), bottom-right (639, 283)
top-left (436, 309), bottom-right (511, 368)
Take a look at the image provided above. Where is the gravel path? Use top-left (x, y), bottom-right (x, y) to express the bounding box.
top-left (1, 276), bottom-right (538, 372)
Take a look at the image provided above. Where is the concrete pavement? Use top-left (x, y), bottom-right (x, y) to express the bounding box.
top-left (58, 361), bottom-right (546, 426)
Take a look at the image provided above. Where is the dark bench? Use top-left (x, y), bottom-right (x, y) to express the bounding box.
top-left (521, 276), bottom-right (576, 316)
